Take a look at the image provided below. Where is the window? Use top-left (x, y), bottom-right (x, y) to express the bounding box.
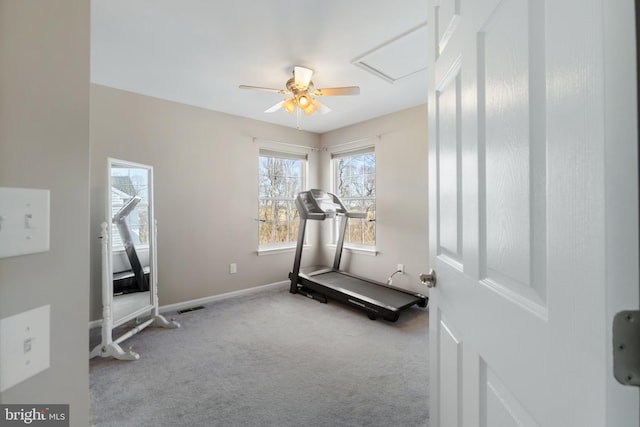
top-left (332, 147), bottom-right (376, 247)
top-left (258, 149), bottom-right (307, 248)
top-left (110, 168), bottom-right (150, 250)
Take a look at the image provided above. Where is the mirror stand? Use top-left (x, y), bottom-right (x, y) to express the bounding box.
top-left (90, 222), bottom-right (179, 360)
top-left (90, 158), bottom-right (179, 361)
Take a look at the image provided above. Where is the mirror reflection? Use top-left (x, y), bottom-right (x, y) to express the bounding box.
top-left (109, 162), bottom-right (153, 325)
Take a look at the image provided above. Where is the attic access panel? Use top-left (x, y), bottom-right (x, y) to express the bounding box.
top-left (352, 23), bottom-right (428, 83)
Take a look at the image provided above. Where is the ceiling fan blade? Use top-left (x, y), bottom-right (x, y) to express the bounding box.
top-left (264, 100), bottom-right (285, 113)
top-left (313, 86), bottom-right (360, 96)
top-left (294, 66), bottom-right (313, 90)
top-left (239, 85), bottom-right (289, 95)
top-left (313, 99), bottom-right (332, 115)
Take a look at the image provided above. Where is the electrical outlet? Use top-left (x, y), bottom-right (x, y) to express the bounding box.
top-left (397, 264), bottom-right (404, 274)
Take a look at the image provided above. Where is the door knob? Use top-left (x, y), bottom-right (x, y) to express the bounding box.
top-left (420, 269), bottom-right (437, 288)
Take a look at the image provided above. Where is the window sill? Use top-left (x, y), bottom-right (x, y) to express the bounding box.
top-left (257, 244), bottom-right (308, 256)
top-left (327, 244), bottom-right (378, 256)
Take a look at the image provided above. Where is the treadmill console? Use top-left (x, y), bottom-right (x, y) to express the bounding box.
top-left (295, 189), bottom-right (347, 220)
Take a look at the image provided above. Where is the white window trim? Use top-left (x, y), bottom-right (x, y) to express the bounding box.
top-left (328, 142), bottom-right (377, 250)
top-left (257, 243), bottom-right (311, 256)
top-left (257, 142), bottom-right (310, 252)
top-left (327, 243), bottom-right (378, 257)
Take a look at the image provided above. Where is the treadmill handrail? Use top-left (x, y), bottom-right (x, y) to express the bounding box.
top-left (346, 211), bottom-right (367, 219)
top-left (112, 195), bottom-right (142, 224)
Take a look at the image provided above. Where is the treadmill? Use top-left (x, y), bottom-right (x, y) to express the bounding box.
top-left (288, 189), bottom-right (428, 322)
top-left (112, 195), bottom-right (150, 294)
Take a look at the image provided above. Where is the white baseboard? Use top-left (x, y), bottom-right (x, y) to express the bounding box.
top-left (89, 280), bottom-right (289, 330)
top-left (158, 281), bottom-right (287, 314)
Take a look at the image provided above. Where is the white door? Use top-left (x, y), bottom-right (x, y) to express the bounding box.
top-left (426, 0), bottom-right (640, 426)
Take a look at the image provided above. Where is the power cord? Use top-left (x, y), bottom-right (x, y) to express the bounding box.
top-left (386, 269), bottom-right (403, 285)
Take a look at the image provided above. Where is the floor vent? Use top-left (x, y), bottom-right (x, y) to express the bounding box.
top-left (177, 306), bottom-right (205, 314)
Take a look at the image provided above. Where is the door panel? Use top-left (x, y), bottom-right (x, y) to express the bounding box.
top-left (439, 316), bottom-right (462, 427)
top-left (479, 0), bottom-right (547, 312)
top-left (427, 0), bottom-right (639, 426)
top-left (436, 61), bottom-right (463, 263)
top-left (482, 0), bottom-right (531, 290)
top-left (481, 362), bottom-right (538, 427)
top-left (435, 0), bottom-right (461, 56)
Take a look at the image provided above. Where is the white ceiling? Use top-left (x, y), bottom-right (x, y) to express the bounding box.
top-left (91, 0), bottom-right (428, 134)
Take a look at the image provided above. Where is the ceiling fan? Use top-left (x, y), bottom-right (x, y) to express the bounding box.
top-left (239, 66), bottom-right (360, 120)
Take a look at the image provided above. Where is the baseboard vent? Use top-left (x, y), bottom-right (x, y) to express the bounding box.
top-left (176, 306), bottom-right (205, 314)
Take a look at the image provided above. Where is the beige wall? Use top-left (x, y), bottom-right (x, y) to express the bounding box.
top-left (90, 86), bottom-right (429, 321)
top-left (0, 1), bottom-right (90, 425)
top-left (90, 85), bottom-right (322, 320)
top-left (319, 105), bottom-right (429, 295)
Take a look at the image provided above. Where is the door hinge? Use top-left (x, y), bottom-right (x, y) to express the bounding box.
top-left (613, 310), bottom-right (640, 386)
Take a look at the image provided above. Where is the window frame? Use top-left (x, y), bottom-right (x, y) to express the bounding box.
top-left (329, 145), bottom-right (377, 253)
top-left (257, 148), bottom-right (308, 254)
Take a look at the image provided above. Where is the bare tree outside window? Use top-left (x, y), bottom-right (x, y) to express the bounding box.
top-left (258, 153), bottom-right (304, 246)
top-left (334, 150), bottom-right (375, 246)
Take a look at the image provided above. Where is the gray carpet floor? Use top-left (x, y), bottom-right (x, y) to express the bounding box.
top-left (89, 284), bottom-right (429, 426)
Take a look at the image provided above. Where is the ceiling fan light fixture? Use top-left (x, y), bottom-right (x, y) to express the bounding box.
top-left (240, 65), bottom-right (360, 125)
top-left (297, 94), bottom-right (310, 107)
top-left (302, 101), bottom-right (317, 115)
top-left (283, 98), bottom-right (297, 114)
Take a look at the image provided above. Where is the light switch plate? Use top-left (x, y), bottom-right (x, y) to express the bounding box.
top-left (0, 187), bottom-right (50, 258)
top-left (0, 305), bottom-right (50, 392)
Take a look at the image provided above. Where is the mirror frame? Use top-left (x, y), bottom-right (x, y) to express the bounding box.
top-left (107, 158), bottom-right (155, 326)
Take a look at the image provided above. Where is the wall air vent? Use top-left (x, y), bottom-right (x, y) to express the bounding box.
top-left (352, 23), bottom-right (427, 84)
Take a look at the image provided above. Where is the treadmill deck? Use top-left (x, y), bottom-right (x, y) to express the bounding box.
top-left (306, 270), bottom-right (422, 309)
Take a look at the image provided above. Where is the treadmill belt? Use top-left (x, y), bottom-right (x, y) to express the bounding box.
top-left (310, 271), bottom-right (419, 308)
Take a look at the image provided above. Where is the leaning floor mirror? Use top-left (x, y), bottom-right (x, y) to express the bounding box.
top-left (90, 158), bottom-right (179, 361)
